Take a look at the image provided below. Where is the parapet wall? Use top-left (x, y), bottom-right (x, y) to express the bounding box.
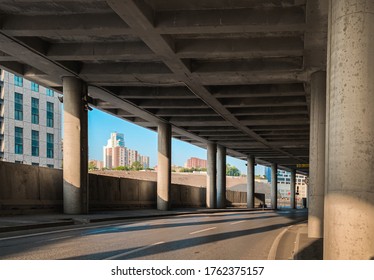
top-left (0, 161), bottom-right (263, 214)
top-left (0, 161), bottom-right (63, 213)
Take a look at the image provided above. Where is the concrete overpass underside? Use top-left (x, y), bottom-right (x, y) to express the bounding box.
top-left (1, 1), bottom-right (374, 259)
top-left (0, 0), bottom-right (327, 169)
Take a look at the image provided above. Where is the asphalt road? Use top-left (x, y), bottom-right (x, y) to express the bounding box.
top-left (0, 210), bottom-right (307, 260)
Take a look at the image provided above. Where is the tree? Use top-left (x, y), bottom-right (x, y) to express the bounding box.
top-left (88, 161), bottom-right (97, 171)
top-left (130, 161), bottom-right (143, 171)
top-left (226, 164), bottom-right (241, 176)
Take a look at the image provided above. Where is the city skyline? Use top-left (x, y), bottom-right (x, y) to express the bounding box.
top-left (88, 108), bottom-right (265, 175)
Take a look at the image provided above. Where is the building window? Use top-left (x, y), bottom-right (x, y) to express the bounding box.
top-left (32, 162), bottom-right (39, 166)
top-left (15, 127), bottom-right (23, 154)
top-left (14, 75), bottom-right (23, 87)
top-left (31, 130), bottom-right (39, 157)
top-left (46, 89), bottom-right (54, 97)
top-left (46, 102), bottom-right (54, 128)
top-left (31, 97), bottom-right (39, 124)
top-left (47, 133), bottom-right (54, 158)
top-left (31, 82), bottom-right (39, 92)
top-left (14, 92), bottom-right (23, 121)
top-left (47, 164), bottom-right (54, 169)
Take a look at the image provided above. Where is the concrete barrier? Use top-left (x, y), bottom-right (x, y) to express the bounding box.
top-left (0, 161), bottom-right (62, 213)
top-left (0, 161), bottom-right (264, 213)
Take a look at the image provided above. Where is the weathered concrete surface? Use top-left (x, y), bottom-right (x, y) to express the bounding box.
top-left (1, 162), bottom-right (250, 213)
top-left (246, 155), bottom-right (255, 208)
top-left (63, 77), bottom-right (88, 214)
top-left (308, 71), bottom-right (326, 238)
top-left (271, 163), bottom-right (278, 209)
top-left (0, 162), bottom-right (62, 213)
top-left (206, 142), bottom-right (217, 208)
top-left (157, 122), bottom-right (172, 210)
top-left (325, 0), bottom-right (374, 260)
top-left (217, 145), bottom-right (226, 209)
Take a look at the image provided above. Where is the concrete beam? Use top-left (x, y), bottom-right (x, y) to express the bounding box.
top-left (176, 37), bottom-right (304, 59)
top-left (48, 42), bottom-right (156, 61)
top-left (156, 7), bottom-right (305, 32)
top-left (1, 14), bottom-right (132, 37)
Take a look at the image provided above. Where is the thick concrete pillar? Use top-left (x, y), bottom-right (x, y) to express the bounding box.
top-left (325, 0), bottom-right (374, 259)
top-left (308, 71), bottom-right (326, 238)
top-left (63, 76), bottom-right (88, 214)
top-left (206, 142), bottom-right (217, 208)
top-left (270, 163), bottom-right (278, 210)
top-left (290, 169), bottom-right (296, 209)
top-left (247, 155), bottom-right (255, 208)
top-left (157, 122), bottom-right (171, 211)
top-left (216, 145), bottom-right (226, 209)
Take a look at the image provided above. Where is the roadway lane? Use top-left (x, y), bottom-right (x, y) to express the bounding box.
top-left (0, 209), bottom-right (306, 260)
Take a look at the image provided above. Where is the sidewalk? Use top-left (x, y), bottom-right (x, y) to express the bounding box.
top-left (0, 208), bottom-right (322, 260)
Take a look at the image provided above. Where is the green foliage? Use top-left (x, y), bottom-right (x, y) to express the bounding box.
top-left (130, 161), bottom-right (143, 171)
top-left (179, 167), bottom-right (207, 173)
top-left (226, 164), bottom-right (241, 177)
top-left (88, 161), bottom-right (97, 171)
top-left (113, 166), bottom-right (129, 171)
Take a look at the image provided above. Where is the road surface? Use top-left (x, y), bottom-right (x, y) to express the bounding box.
top-left (0, 209), bottom-right (306, 260)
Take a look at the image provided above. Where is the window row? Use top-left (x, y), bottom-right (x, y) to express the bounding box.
top-left (15, 127), bottom-right (54, 159)
top-left (14, 93), bottom-right (54, 127)
top-left (14, 75), bottom-right (54, 97)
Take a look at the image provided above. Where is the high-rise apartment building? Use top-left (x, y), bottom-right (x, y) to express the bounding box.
top-left (103, 132), bottom-right (125, 169)
top-left (0, 69), bottom-right (62, 168)
top-left (184, 157), bottom-right (207, 169)
top-left (103, 132), bottom-right (150, 169)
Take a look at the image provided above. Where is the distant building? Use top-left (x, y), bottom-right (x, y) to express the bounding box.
top-left (0, 69), bottom-right (62, 168)
top-left (264, 167), bottom-right (308, 199)
top-left (184, 157), bottom-right (207, 169)
top-left (103, 132), bottom-right (125, 169)
top-left (103, 132), bottom-right (150, 169)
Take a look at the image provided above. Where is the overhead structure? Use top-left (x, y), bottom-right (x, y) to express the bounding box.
top-left (0, 0), bottom-right (328, 171)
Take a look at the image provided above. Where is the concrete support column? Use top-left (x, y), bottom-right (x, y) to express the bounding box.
top-left (270, 163), bottom-right (278, 210)
top-left (247, 155), bottom-right (255, 208)
top-left (325, 0), bottom-right (374, 259)
top-left (157, 122), bottom-right (171, 211)
top-left (63, 76), bottom-right (88, 214)
top-left (290, 169), bottom-right (296, 209)
top-left (308, 71), bottom-right (326, 238)
top-left (206, 142), bottom-right (217, 208)
top-left (216, 145), bottom-right (226, 209)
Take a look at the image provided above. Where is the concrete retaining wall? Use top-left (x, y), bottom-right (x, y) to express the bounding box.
top-left (0, 161), bottom-right (261, 213)
top-left (226, 190), bottom-right (265, 208)
top-left (0, 161), bottom-right (63, 213)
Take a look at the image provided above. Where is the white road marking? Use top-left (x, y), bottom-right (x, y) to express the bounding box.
top-left (0, 221), bottom-right (151, 241)
top-left (230, 221), bottom-right (245, 225)
top-left (189, 227), bottom-right (217, 235)
top-left (267, 226), bottom-right (292, 260)
top-left (105, 241), bottom-right (165, 260)
top-left (292, 230), bottom-right (301, 260)
top-left (46, 236), bottom-right (73, 242)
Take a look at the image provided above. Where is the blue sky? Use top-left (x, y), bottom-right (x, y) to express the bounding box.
top-left (88, 108), bottom-right (265, 175)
